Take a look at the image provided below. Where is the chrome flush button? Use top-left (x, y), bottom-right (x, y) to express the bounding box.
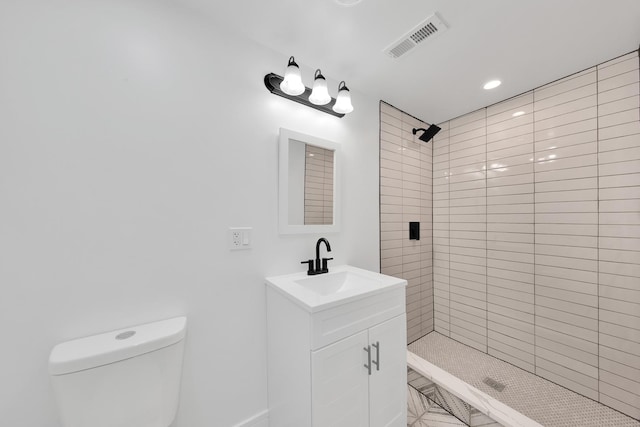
top-left (115, 331), bottom-right (136, 340)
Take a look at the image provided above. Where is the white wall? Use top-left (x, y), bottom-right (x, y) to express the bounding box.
top-left (0, 1), bottom-right (380, 426)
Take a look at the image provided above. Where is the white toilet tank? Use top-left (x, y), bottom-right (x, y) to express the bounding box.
top-left (49, 317), bottom-right (187, 427)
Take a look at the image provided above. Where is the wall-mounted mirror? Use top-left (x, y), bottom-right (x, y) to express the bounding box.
top-left (279, 128), bottom-right (340, 234)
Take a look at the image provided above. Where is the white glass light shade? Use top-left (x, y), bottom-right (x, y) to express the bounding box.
top-left (332, 81), bottom-right (353, 114)
top-left (280, 56), bottom-right (305, 96)
top-left (309, 69), bottom-right (331, 105)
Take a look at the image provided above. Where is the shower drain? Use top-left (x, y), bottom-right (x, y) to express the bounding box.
top-left (483, 377), bottom-right (506, 392)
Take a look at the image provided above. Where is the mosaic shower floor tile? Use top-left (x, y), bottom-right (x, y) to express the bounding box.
top-left (408, 332), bottom-right (640, 427)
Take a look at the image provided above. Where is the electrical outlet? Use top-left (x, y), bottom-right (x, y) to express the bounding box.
top-left (228, 227), bottom-right (252, 251)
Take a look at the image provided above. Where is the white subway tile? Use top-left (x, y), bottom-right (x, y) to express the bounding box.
top-left (535, 69), bottom-right (596, 102)
top-left (598, 120), bottom-right (640, 140)
top-left (535, 94), bottom-right (597, 122)
top-left (600, 321), bottom-right (640, 344)
top-left (489, 334), bottom-right (535, 365)
top-left (599, 391), bottom-right (640, 419)
top-left (486, 124), bottom-right (533, 145)
top-left (599, 172), bottom-right (640, 188)
top-left (598, 54), bottom-right (639, 76)
top-left (535, 212), bottom-right (597, 224)
top-left (599, 260), bottom-right (640, 277)
top-left (600, 345), bottom-right (640, 370)
top-left (487, 91), bottom-right (534, 117)
top-left (487, 231), bottom-right (534, 243)
top-left (488, 267), bottom-right (534, 284)
top-left (536, 336), bottom-right (598, 366)
top-left (536, 233), bottom-right (597, 247)
top-left (598, 70), bottom-right (640, 93)
top-left (535, 366), bottom-right (598, 400)
top-left (450, 109), bottom-right (486, 130)
top-left (489, 311), bottom-right (534, 333)
top-left (535, 165), bottom-right (598, 182)
top-left (537, 295), bottom-right (598, 320)
top-left (535, 188), bottom-right (597, 203)
top-left (600, 212), bottom-right (640, 225)
top-left (487, 113), bottom-right (533, 135)
top-left (599, 82), bottom-right (639, 104)
top-left (536, 285), bottom-right (598, 307)
top-left (600, 108), bottom-right (640, 128)
top-left (536, 325), bottom-right (598, 354)
top-left (488, 257), bottom-right (534, 274)
top-left (535, 253), bottom-right (597, 271)
top-left (535, 200), bottom-right (597, 213)
top-left (535, 273), bottom-right (597, 295)
top-left (487, 141), bottom-right (533, 159)
top-left (536, 346), bottom-right (598, 379)
top-left (488, 173), bottom-right (534, 187)
top-left (487, 224), bottom-right (534, 237)
top-left (487, 163), bottom-right (533, 179)
top-left (600, 298), bottom-right (640, 318)
top-left (599, 95), bottom-right (640, 117)
top-left (599, 147), bottom-right (640, 166)
top-left (487, 203), bottom-right (533, 215)
top-left (536, 314), bottom-right (598, 343)
top-left (535, 129), bottom-right (597, 153)
top-left (599, 272), bottom-right (640, 290)
top-left (486, 183), bottom-right (534, 196)
top-left (489, 302), bottom-right (534, 325)
top-left (535, 118), bottom-right (597, 142)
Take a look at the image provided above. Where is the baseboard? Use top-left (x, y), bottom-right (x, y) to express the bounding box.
top-left (232, 409), bottom-right (269, 427)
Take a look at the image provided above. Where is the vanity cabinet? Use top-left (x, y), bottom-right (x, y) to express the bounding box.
top-left (311, 314), bottom-right (407, 427)
top-left (265, 269), bottom-right (407, 427)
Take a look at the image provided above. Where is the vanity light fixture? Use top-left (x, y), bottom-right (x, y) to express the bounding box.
top-left (264, 56), bottom-right (354, 118)
top-left (309, 69), bottom-right (331, 105)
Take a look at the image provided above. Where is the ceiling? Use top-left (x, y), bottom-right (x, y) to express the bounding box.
top-left (183, 0), bottom-right (640, 124)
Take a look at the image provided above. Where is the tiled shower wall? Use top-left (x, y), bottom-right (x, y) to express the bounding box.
top-left (379, 101), bottom-right (433, 344)
top-left (432, 51), bottom-right (640, 419)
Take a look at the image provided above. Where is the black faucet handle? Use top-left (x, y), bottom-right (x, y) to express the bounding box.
top-left (321, 257), bottom-right (334, 271)
top-left (301, 259), bottom-right (314, 275)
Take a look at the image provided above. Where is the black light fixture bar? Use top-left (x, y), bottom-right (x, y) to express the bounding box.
top-left (264, 73), bottom-right (345, 118)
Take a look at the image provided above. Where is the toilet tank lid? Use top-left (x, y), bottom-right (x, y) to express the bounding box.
top-left (49, 316), bottom-right (187, 376)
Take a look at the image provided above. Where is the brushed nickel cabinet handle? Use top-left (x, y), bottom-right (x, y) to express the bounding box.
top-left (371, 341), bottom-right (380, 371)
top-left (363, 345), bottom-right (372, 375)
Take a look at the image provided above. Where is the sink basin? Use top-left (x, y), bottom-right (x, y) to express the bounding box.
top-left (294, 270), bottom-right (375, 296)
top-left (266, 265), bottom-right (406, 312)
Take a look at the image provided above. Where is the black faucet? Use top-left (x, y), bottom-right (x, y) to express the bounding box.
top-left (301, 238), bottom-right (333, 275)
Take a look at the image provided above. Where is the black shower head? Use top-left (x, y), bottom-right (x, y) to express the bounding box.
top-left (412, 124), bottom-right (441, 143)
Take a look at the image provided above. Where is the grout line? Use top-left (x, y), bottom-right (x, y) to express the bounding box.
top-left (533, 94), bottom-right (537, 376)
top-left (596, 63), bottom-right (601, 400)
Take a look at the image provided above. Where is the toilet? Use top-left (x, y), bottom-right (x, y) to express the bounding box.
top-left (49, 316), bottom-right (187, 427)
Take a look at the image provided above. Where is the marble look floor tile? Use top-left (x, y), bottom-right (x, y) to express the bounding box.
top-left (408, 385), bottom-right (468, 427)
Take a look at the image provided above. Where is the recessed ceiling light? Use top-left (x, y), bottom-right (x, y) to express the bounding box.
top-left (334, 0), bottom-right (363, 6)
top-left (512, 111), bottom-right (525, 117)
top-left (483, 80), bottom-right (501, 90)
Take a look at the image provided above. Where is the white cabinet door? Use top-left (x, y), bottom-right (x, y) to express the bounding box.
top-left (311, 330), bottom-right (370, 427)
top-left (368, 314), bottom-right (407, 427)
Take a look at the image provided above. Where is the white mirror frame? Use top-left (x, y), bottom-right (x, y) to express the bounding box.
top-left (278, 128), bottom-right (341, 234)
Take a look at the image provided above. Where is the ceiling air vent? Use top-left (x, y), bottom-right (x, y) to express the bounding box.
top-left (383, 13), bottom-right (448, 59)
